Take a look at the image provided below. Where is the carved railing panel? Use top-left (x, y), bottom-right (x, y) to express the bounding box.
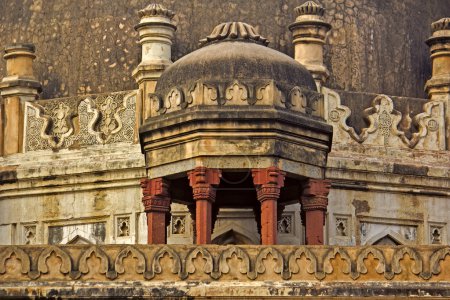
top-left (0, 244), bottom-right (449, 282)
top-left (24, 90), bottom-right (137, 151)
top-left (323, 88), bottom-right (446, 151)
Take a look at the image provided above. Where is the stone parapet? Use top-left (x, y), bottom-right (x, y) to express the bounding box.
top-left (1, 244), bottom-right (450, 298)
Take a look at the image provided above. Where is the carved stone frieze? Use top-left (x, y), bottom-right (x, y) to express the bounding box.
top-left (1, 244), bottom-right (448, 283)
top-left (24, 90), bottom-right (137, 151)
top-left (29, 98), bottom-right (79, 149)
top-left (323, 88), bottom-right (446, 150)
top-left (149, 80), bottom-right (322, 116)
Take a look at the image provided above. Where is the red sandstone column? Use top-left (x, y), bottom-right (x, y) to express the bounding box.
top-left (252, 167), bottom-right (286, 245)
top-left (140, 178), bottom-right (171, 244)
top-left (300, 179), bottom-right (331, 245)
top-left (188, 167), bottom-right (221, 244)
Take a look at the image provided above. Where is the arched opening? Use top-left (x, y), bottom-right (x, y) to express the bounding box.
top-left (212, 229), bottom-right (256, 245)
top-left (372, 235), bottom-right (401, 246)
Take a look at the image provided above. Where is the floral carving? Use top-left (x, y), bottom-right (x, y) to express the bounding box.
top-left (86, 93), bottom-right (128, 144)
top-left (31, 99), bottom-right (78, 149)
top-left (225, 80), bottom-right (248, 104)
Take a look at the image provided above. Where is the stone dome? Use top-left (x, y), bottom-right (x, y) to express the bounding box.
top-left (140, 22), bottom-right (333, 184)
top-left (153, 22), bottom-right (317, 108)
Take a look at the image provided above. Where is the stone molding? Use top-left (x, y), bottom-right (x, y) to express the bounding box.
top-left (1, 244), bottom-right (450, 282)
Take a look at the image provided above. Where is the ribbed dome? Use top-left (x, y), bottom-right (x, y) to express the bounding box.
top-left (155, 22), bottom-right (316, 100)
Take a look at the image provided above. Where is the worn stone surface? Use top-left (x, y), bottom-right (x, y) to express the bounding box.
top-left (1, 244), bottom-right (450, 298)
top-left (0, 1), bottom-right (449, 99)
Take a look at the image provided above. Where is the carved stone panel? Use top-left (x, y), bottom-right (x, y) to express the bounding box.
top-left (24, 90), bottom-right (137, 151)
top-left (23, 225), bottom-right (37, 245)
top-left (277, 215), bottom-right (292, 234)
top-left (429, 223), bottom-right (446, 245)
top-left (117, 217), bottom-right (130, 237)
top-left (323, 88), bottom-right (446, 150)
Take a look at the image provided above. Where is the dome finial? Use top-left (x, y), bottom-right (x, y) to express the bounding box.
top-left (431, 18), bottom-right (450, 32)
top-left (199, 22), bottom-right (269, 47)
top-left (294, 1), bottom-right (325, 17)
top-left (138, 3), bottom-right (175, 19)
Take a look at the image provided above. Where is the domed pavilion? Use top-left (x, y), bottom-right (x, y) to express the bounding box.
top-left (139, 20), bottom-right (333, 245)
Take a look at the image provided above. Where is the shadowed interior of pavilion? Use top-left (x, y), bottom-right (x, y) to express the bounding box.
top-left (168, 171), bottom-right (307, 245)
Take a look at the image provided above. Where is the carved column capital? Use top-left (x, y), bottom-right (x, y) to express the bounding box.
top-left (252, 167), bottom-right (286, 202)
top-left (300, 179), bottom-right (331, 211)
top-left (300, 178), bottom-right (330, 245)
top-left (140, 177), bottom-right (171, 213)
top-left (252, 167), bottom-right (286, 245)
top-left (188, 167), bottom-right (221, 202)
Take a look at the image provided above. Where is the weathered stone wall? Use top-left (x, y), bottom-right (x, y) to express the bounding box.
top-left (0, 0), bottom-right (448, 100)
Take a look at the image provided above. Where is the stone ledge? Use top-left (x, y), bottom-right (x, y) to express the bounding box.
top-left (1, 281), bottom-right (450, 299)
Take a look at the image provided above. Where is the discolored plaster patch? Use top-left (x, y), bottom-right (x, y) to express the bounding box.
top-left (43, 196), bottom-right (60, 218)
top-left (93, 190), bottom-right (108, 211)
top-left (0, 166), bottom-right (18, 184)
top-left (352, 199), bottom-right (370, 214)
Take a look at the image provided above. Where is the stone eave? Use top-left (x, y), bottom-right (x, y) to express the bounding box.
top-left (326, 148), bottom-right (450, 196)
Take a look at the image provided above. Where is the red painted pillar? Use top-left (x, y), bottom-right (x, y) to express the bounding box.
top-left (140, 178), bottom-right (171, 244)
top-left (300, 179), bottom-right (331, 245)
top-left (188, 167), bottom-right (221, 244)
top-left (252, 167), bottom-right (286, 245)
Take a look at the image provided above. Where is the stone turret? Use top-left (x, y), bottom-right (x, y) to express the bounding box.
top-left (289, 1), bottom-right (331, 91)
top-left (425, 17), bottom-right (450, 148)
top-left (0, 43), bottom-right (41, 156)
top-left (132, 3), bottom-right (177, 128)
